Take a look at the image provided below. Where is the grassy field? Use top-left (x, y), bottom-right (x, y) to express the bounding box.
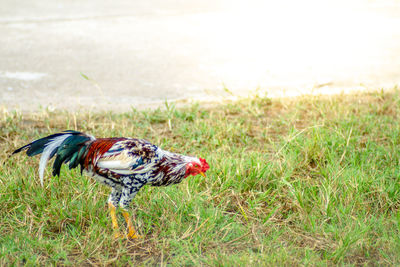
top-left (1, 89), bottom-right (400, 265)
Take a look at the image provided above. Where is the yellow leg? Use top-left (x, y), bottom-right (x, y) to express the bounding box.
top-left (122, 209), bottom-right (140, 239)
top-left (108, 202), bottom-right (123, 238)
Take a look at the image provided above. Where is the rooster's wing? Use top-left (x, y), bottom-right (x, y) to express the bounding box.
top-left (94, 138), bottom-right (160, 176)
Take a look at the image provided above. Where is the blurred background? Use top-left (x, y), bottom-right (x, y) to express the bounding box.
top-left (1, 0), bottom-right (399, 112)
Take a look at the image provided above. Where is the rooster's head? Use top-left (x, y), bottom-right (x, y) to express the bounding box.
top-left (185, 157), bottom-right (209, 177)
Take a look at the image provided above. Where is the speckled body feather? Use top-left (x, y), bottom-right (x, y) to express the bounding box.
top-left (13, 131), bottom-right (209, 209)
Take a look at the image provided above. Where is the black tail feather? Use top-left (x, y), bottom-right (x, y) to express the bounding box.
top-left (12, 130), bottom-right (83, 157)
top-left (12, 130), bottom-right (94, 180)
top-left (52, 134), bottom-right (91, 176)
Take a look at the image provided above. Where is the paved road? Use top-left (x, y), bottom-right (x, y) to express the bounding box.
top-left (1, 0), bottom-right (400, 112)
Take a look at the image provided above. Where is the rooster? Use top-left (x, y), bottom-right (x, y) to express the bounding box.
top-left (12, 130), bottom-right (209, 239)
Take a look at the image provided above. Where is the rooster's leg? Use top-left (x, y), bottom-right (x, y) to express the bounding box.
top-left (108, 187), bottom-right (123, 238)
top-left (122, 209), bottom-right (140, 239)
top-left (119, 184), bottom-right (144, 239)
top-left (108, 202), bottom-right (123, 238)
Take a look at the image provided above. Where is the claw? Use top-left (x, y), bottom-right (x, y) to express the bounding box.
top-left (113, 232), bottom-right (124, 239)
top-left (113, 231), bottom-right (142, 240)
top-left (127, 233), bottom-right (142, 240)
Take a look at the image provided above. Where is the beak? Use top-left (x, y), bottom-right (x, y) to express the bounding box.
top-left (199, 172), bottom-right (206, 177)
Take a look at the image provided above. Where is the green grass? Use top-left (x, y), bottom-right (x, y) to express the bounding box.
top-left (1, 89), bottom-right (400, 265)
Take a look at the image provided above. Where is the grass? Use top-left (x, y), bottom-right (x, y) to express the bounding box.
top-left (1, 89), bottom-right (400, 265)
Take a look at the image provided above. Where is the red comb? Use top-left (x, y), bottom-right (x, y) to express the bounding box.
top-left (199, 158), bottom-right (209, 172)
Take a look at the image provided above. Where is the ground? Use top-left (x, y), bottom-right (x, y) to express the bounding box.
top-left (1, 0), bottom-right (400, 112)
top-left (1, 89), bottom-right (400, 265)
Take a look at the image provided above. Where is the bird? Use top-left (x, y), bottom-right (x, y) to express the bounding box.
top-left (12, 130), bottom-right (209, 239)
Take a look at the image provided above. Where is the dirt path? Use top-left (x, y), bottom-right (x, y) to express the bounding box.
top-left (1, 0), bottom-right (399, 112)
